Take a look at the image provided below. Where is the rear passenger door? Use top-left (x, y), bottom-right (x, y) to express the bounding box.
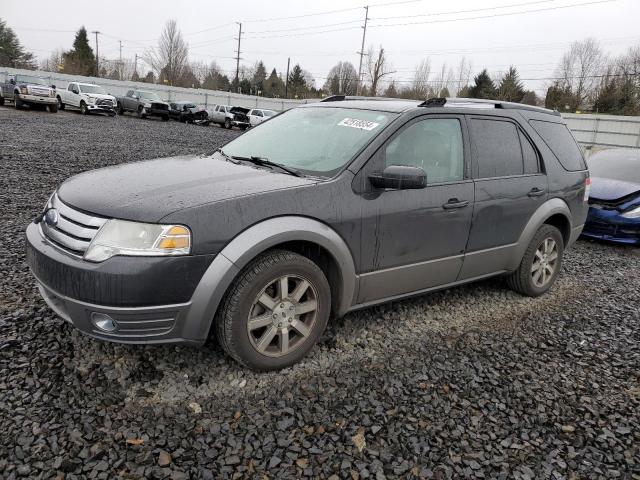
top-left (459, 115), bottom-right (547, 279)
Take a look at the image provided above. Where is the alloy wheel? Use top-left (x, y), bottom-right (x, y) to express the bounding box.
top-left (247, 275), bottom-right (319, 358)
top-left (531, 237), bottom-right (558, 288)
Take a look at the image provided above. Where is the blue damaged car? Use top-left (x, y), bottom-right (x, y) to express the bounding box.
top-left (583, 149), bottom-right (640, 244)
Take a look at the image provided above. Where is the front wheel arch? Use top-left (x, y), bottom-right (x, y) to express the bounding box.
top-left (180, 217), bottom-right (357, 342)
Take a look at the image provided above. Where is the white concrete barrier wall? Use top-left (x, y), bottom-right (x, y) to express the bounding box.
top-left (0, 67), bottom-right (308, 111)
top-left (562, 113), bottom-right (640, 150)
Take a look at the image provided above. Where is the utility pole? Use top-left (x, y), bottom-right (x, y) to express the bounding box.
top-left (91, 30), bottom-right (101, 77)
top-left (119, 40), bottom-right (123, 80)
top-left (234, 22), bottom-right (242, 93)
top-left (134, 53), bottom-right (138, 79)
top-left (356, 6), bottom-right (369, 96)
top-left (284, 57), bottom-right (290, 99)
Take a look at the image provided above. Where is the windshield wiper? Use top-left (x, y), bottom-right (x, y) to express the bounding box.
top-left (216, 148), bottom-right (241, 164)
top-left (231, 155), bottom-right (303, 177)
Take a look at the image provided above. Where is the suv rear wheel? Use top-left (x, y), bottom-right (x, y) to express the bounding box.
top-left (507, 224), bottom-right (564, 297)
top-left (215, 250), bottom-right (331, 371)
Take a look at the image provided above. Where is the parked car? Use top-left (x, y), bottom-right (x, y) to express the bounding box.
top-left (56, 82), bottom-right (117, 116)
top-left (0, 74), bottom-right (58, 112)
top-left (116, 90), bottom-right (169, 120)
top-left (248, 108), bottom-right (277, 127)
top-left (582, 149), bottom-right (640, 244)
top-left (210, 104), bottom-right (250, 129)
top-left (169, 101), bottom-right (210, 125)
top-left (26, 97), bottom-right (589, 371)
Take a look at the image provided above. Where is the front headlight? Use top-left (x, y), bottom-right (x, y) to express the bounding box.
top-left (144, 102), bottom-right (152, 108)
top-left (621, 205), bottom-right (640, 219)
top-left (20, 87), bottom-right (28, 95)
top-left (86, 97), bottom-right (96, 104)
top-left (84, 219), bottom-right (191, 262)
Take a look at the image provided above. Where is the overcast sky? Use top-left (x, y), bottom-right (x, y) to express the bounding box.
top-left (3, 0), bottom-right (639, 94)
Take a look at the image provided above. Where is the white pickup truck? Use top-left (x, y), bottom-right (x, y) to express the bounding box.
top-left (56, 82), bottom-right (117, 116)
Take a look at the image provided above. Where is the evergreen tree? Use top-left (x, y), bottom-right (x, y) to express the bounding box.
top-left (264, 68), bottom-right (285, 97)
top-left (252, 61), bottom-right (267, 94)
top-left (439, 87), bottom-right (451, 98)
top-left (384, 81), bottom-right (398, 98)
top-left (521, 91), bottom-right (538, 106)
top-left (469, 69), bottom-right (497, 99)
top-left (497, 66), bottom-right (525, 102)
top-left (0, 18), bottom-right (36, 68)
top-left (593, 77), bottom-right (619, 113)
top-left (288, 64), bottom-right (307, 98)
top-left (545, 82), bottom-right (574, 111)
top-left (63, 27), bottom-right (96, 76)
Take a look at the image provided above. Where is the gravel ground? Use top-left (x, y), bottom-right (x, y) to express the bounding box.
top-left (0, 106), bottom-right (639, 480)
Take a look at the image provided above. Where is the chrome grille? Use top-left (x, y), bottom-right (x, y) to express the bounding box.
top-left (30, 87), bottom-right (51, 96)
top-left (96, 98), bottom-right (114, 107)
top-left (151, 102), bottom-right (168, 111)
top-left (40, 194), bottom-right (107, 255)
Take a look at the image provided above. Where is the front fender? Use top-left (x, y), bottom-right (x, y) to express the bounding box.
top-left (181, 216), bottom-right (357, 342)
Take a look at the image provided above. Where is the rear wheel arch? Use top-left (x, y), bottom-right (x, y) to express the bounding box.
top-left (182, 217), bottom-right (357, 342)
top-left (508, 198), bottom-right (572, 271)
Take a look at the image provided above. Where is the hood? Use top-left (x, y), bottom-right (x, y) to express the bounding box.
top-left (57, 155), bottom-right (316, 222)
top-left (590, 176), bottom-right (640, 202)
top-left (230, 106), bottom-right (250, 114)
top-left (85, 93), bottom-right (116, 101)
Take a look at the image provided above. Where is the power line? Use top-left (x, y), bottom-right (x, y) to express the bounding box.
top-left (369, 0), bottom-right (618, 28)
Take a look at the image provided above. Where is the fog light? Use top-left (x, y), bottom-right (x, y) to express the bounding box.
top-left (91, 312), bottom-right (118, 332)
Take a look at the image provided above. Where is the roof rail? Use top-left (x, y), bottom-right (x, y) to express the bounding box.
top-left (419, 97), bottom-right (560, 116)
top-left (320, 95), bottom-right (410, 103)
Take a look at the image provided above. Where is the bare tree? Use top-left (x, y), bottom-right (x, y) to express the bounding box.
top-left (556, 38), bottom-right (605, 110)
top-left (145, 20), bottom-right (189, 86)
top-left (40, 49), bottom-right (64, 72)
top-left (453, 57), bottom-right (473, 96)
top-left (323, 61), bottom-right (358, 95)
top-left (366, 45), bottom-right (393, 97)
top-left (432, 62), bottom-right (454, 97)
top-left (411, 58), bottom-right (432, 99)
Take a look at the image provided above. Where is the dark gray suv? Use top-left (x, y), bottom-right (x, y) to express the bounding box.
top-left (26, 97), bottom-right (589, 371)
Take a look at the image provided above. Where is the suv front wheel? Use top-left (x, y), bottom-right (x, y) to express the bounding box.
top-left (215, 250), bottom-right (331, 371)
top-left (507, 224), bottom-right (564, 297)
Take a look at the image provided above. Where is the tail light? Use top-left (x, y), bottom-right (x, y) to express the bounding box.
top-left (583, 177), bottom-right (591, 202)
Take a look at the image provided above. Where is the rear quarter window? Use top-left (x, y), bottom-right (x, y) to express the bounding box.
top-left (530, 120), bottom-right (586, 171)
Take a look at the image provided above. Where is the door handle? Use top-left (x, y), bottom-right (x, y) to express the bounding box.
top-left (528, 187), bottom-right (546, 197)
top-left (442, 199), bottom-right (470, 210)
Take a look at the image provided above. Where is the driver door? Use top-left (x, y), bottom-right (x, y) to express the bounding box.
top-left (354, 115), bottom-right (474, 304)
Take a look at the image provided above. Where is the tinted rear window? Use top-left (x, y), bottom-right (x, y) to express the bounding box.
top-left (530, 120), bottom-right (586, 171)
top-left (469, 119), bottom-right (523, 178)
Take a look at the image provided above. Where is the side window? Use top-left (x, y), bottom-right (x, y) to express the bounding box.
top-left (529, 120), bottom-right (586, 171)
top-left (256, 110), bottom-right (263, 117)
top-left (469, 119), bottom-right (523, 178)
top-left (68, 83), bottom-right (75, 92)
top-left (126, 90), bottom-right (133, 97)
top-left (384, 118), bottom-right (464, 184)
top-left (519, 131), bottom-right (540, 174)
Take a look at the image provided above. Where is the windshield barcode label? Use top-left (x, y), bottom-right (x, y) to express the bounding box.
top-left (338, 118), bottom-right (380, 131)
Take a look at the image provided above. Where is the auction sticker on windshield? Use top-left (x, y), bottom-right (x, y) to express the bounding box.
top-left (337, 118), bottom-right (380, 131)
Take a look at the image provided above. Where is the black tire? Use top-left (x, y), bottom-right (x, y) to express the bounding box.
top-left (80, 101), bottom-right (88, 115)
top-left (215, 250), bottom-right (331, 371)
top-left (162, 115), bottom-right (169, 121)
top-left (48, 104), bottom-right (58, 113)
top-left (224, 118), bottom-right (231, 129)
top-left (138, 106), bottom-right (146, 119)
top-left (117, 102), bottom-right (124, 115)
top-left (507, 224), bottom-right (564, 297)
top-left (0, 96), bottom-right (6, 106)
top-left (57, 96), bottom-right (65, 110)
top-left (14, 94), bottom-right (22, 109)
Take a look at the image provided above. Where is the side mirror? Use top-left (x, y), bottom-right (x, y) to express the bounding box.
top-left (369, 165), bottom-right (426, 190)
top-left (51, 84), bottom-right (56, 89)
top-left (9, 79), bottom-right (15, 85)
top-left (133, 95), bottom-right (139, 100)
top-left (183, 106), bottom-right (188, 111)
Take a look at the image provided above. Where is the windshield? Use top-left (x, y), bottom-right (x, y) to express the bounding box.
top-left (183, 103), bottom-right (196, 108)
top-left (80, 84), bottom-right (107, 94)
top-left (16, 75), bottom-right (48, 86)
top-left (139, 91), bottom-right (161, 101)
top-left (222, 107), bottom-right (394, 176)
top-left (263, 110), bottom-right (276, 117)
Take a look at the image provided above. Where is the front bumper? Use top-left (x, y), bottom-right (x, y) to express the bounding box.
top-left (87, 104), bottom-right (116, 114)
top-left (26, 221), bottom-right (216, 344)
top-left (582, 206), bottom-right (640, 244)
top-left (144, 107), bottom-right (169, 117)
top-left (231, 120), bottom-right (249, 128)
top-left (19, 94), bottom-right (56, 105)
